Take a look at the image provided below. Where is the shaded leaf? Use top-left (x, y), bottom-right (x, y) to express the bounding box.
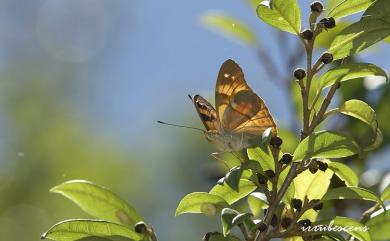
top-left (208, 233), bottom-right (241, 241)
top-left (317, 63), bottom-right (388, 91)
top-left (366, 206), bottom-right (390, 241)
top-left (50, 180), bottom-right (142, 226)
top-left (41, 219), bottom-right (142, 241)
top-left (328, 0), bottom-right (375, 19)
top-left (221, 208), bottom-right (239, 236)
top-left (256, 0), bottom-right (301, 35)
top-left (175, 192), bottom-right (228, 216)
top-left (210, 179), bottom-right (257, 205)
top-left (381, 184), bottom-right (390, 201)
top-left (201, 12), bottom-right (257, 46)
top-left (328, 161), bottom-right (359, 186)
top-left (293, 131), bottom-right (361, 161)
top-left (322, 186), bottom-right (384, 208)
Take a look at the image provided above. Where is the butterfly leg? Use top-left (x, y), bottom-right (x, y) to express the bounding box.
top-left (210, 152), bottom-right (230, 169)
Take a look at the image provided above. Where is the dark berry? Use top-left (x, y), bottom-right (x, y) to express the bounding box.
top-left (281, 217), bottom-right (292, 229)
top-left (309, 161), bottom-right (319, 174)
top-left (258, 222), bottom-right (268, 232)
top-left (270, 214), bottom-right (278, 227)
top-left (269, 136), bottom-right (283, 148)
top-left (319, 17), bottom-right (336, 29)
top-left (298, 219), bottom-right (312, 228)
top-left (291, 198), bottom-right (303, 211)
top-left (257, 173), bottom-right (268, 185)
top-left (300, 29), bottom-right (314, 41)
top-left (265, 170), bottom-right (276, 179)
top-left (313, 201), bottom-right (323, 211)
top-left (134, 221), bottom-right (148, 234)
top-left (280, 153), bottom-right (293, 165)
top-left (321, 52), bottom-right (334, 64)
top-left (317, 161), bottom-right (328, 171)
top-left (294, 68), bottom-right (307, 80)
top-left (310, 1), bottom-right (323, 13)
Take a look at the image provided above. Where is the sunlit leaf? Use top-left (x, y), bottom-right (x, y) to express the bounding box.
top-left (256, 0), bottom-right (301, 35)
top-left (315, 216), bottom-right (371, 241)
top-left (293, 131), bottom-right (361, 161)
top-left (362, 0), bottom-right (390, 20)
top-left (50, 180), bottom-right (143, 226)
top-left (328, 18), bottom-right (390, 60)
top-left (317, 63), bottom-right (388, 91)
top-left (328, 161), bottom-right (359, 186)
top-left (327, 0), bottom-right (375, 19)
top-left (201, 12), bottom-right (257, 46)
top-left (366, 206), bottom-right (390, 241)
top-left (322, 186), bottom-right (384, 208)
top-left (315, 22), bottom-right (351, 49)
top-left (210, 179), bottom-right (257, 205)
top-left (175, 192), bottom-right (228, 216)
top-left (278, 166), bottom-right (295, 203)
top-left (335, 99), bottom-right (377, 126)
top-left (381, 184), bottom-right (390, 201)
top-left (247, 192), bottom-right (268, 217)
top-left (41, 219), bottom-right (142, 241)
top-left (247, 146), bottom-right (274, 171)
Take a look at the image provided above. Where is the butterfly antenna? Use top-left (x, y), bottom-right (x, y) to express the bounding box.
top-left (188, 94), bottom-right (193, 102)
top-left (157, 121), bottom-right (204, 132)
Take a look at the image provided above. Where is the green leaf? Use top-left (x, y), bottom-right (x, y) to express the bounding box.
top-left (201, 12), bottom-right (257, 46)
top-left (278, 166), bottom-right (295, 203)
top-left (224, 167), bottom-right (243, 192)
top-left (50, 180), bottom-right (143, 226)
top-left (221, 208), bottom-right (239, 236)
top-left (328, 17), bottom-right (390, 60)
top-left (256, 0), bottom-right (301, 35)
top-left (247, 192), bottom-right (269, 217)
top-left (328, 161), bottom-right (359, 186)
top-left (315, 216), bottom-right (371, 241)
top-left (210, 179), bottom-right (257, 205)
top-left (315, 22), bottom-right (351, 49)
top-left (322, 186), bottom-right (384, 208)
top-left (221, 208), bottom-right (239, 237)
top-left (247, 146), bottom-right (274, 171)
top-left (335, 99), bottom-right (377, 127)
top-left (232, 213), bottom-right (253, 226)
top-left (317, 63), bottom-right (388, 91)
top-left (362, 0), bottom-right (390, 21)
top-left (381, 184), bottom-right (390, 201)
top-left (41, 219), bottom-right (142, 241)
top-left (294, 167), bottom-right (333, 200)
top-left (293, 131), bottom-right (361, 161)
top-left (327, 0), bottom-right (375, 19)
top-left (175, 192), bottom-right (228, 216)
top-left (366, 206), bottom-right (390, 241)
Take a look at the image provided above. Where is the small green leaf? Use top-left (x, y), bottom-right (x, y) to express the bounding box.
top-left (247, 192), bottom-right (269, 217)
top-left (364, 128), bottom-right (383, 151)
top-left (247, 146), bottom-right (274, 171)
top-left (315, 216), bottom-right (371, 241)
top-left (381, 184), bottom-right (390, 201)
top-left (317, 63), bottom-right (388, 91)
top-left (210, 179), bottom-right (257, 205)
top-left (175, 192), bottom-right (228, 216)
top-left (328, 161), bottom-right (359, 186)
top-left (322, 186), bottom-right (384, 208)
top-left (366, 206), bottom-right (390, 241)
top-left (327, 0), bottom-right (375, 19)
top-left (224, 167), bottom-right (243, 192)
top-left (256, 0), bottom-right (301, 35)
top-left (221, 208), bottom-right (239, 236)
top-left (232, 213), bottom-right (253, 226)
top-left (328, 18), bottom-right (390, 60)
top-left (41, 219), bottom-right (142, 241)
top-left (50, 180), bottom-right (143, 226)
top-left (293, 131), bottom-right (361, 161)
top-left (201, 12), bottom-right (257, 46)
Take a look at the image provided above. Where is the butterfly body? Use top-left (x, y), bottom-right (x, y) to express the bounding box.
top-left (191, 59), bottom-right (277, 152)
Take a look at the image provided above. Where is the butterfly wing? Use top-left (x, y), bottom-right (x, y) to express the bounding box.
top-left (215, 59), bottom-right (277, 135)
top-left (191, 94), bottom-right (221, 131)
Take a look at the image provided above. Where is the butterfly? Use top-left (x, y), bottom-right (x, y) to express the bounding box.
top-left (189, 59), bottom-right (277, 152)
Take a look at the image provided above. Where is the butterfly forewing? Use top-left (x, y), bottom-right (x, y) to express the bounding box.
top-left (192, 95), bottom-right (221, 131)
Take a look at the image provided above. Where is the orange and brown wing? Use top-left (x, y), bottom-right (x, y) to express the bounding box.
top-left (215, 59), bottom-right (252, 121)
top-left (191, 94), bottom-right (221, 131)
top-left (215, 59), bottom-right (277, 135)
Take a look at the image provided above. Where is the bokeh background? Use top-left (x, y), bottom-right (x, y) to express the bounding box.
top-left (0, 0), bottom-right (389, 240)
